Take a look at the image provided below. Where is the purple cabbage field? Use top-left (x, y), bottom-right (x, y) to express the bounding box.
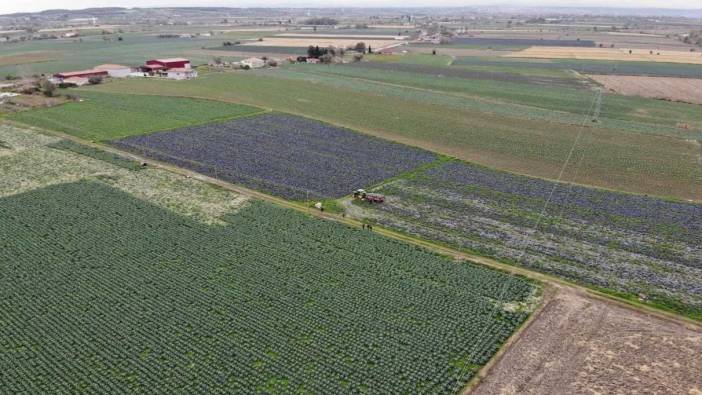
top-left (111, 113), bottom-right (436, 200)
top-left (367, 161), bottom-right (702, 317)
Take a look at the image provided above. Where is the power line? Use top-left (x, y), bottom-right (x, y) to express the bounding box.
top-left (450, 88), bottom-right (602, 395)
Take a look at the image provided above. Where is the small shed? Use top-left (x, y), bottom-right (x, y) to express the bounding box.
top-left (241, 58), bottom-right (265, 69)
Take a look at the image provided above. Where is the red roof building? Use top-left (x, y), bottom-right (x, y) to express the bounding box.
top-left (145, 58), bottom-right (191, 69)
top-left (54, 69), bottom-right (109, 80)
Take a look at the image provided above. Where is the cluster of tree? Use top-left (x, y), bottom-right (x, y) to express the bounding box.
top-left (157, 34), bottom-right (180, 39)
top-left (682, 31), bottom-right (702, 47)
top-left (304, 17), bottom-right (338, 26)
top-left (37, 79), bottom-right (56, 97)
top-left (307, 45), bottom-right (330, 58)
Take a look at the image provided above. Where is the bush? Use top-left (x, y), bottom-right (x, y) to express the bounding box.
top-left (319, 54), bottom-right (333, 64)
top-left (88, 76), bottom-right (103, 85)
top-left (37, 79), bottom-right (56, 97)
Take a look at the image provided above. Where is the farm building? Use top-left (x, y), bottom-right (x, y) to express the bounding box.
top-left (145, 58), bottom-right (191, 69)
top-left (94, 64), bottom-right (132, 78)
top-left (54, 69), bottom-right (108, 81)
top-left (165, 68), bottom-right (198, 80)
top-left (62, 77), bottom-right (90, 87)
top-left (241, 58), bottom-right (265, 69)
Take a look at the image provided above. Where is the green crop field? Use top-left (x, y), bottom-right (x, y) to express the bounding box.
top-left (451, 56), bottom-right (702, 78)
top-left (86, 69), bottom-right (702, 202)
top-left (9, 91), bottom-right (263, 141)
top-left (292, 62), bottom-right (702, 134)
top-left (0, 124), bottom-right (537, 394)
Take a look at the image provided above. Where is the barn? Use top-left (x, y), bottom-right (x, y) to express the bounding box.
top-left (145, 58), bottom-right (191, 69)
top-left (54, 69), bottom-right (109, 80)
top-left (94, 64), bottom-right (132, 78)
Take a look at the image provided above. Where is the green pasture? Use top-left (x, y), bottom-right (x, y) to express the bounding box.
top-left (9, 90), bottom-right (262, 141)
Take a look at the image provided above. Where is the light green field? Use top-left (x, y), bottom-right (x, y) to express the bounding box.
top-left (85, 70), bottom-right (702, 202)
top-left (294, 63), bottom-right (702, 135)
top-left (9, 90), bottom-right (263, 141)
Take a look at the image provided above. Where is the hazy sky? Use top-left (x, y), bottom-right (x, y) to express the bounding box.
top-left (1, 0), bottom-right (699, 15)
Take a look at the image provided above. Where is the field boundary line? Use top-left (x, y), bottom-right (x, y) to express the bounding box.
top-left (6, 118), bottom-right (701, 329)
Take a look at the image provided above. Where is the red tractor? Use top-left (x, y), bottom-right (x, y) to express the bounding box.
top-left (353, 189), bottom-right (385, 204)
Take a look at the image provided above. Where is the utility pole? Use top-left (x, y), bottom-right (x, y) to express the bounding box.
top-left (592, 88), bottom-right (603, 123)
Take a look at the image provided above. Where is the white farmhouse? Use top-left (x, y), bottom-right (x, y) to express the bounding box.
top-left (165, 68), bottom-right (198, 80)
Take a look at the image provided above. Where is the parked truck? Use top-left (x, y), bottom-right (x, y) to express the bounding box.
top-left (353, 189), bottom-right (385, 204)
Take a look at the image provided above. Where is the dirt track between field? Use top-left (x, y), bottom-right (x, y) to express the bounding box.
top-left (590, 75), bottom-right (702, 105)
top-left (471, 285), bottom-right (702, 395)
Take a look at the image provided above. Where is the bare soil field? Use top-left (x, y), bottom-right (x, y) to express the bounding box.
top-left (243, 37), bottom-right (402, 49)
top-left (590, 75), bottom-right (702, 105)
top-left (277, 33), bottom-right (409, 39)
top-left (472, 286), bottom-right (702, 395)
top-left (0, 51), bottom-right (60, 67)
top-left (507, 46), bottom-right (702, 64)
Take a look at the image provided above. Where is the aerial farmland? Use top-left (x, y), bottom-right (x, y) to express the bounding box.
top-left (1, 5), bottom-right (701, 395)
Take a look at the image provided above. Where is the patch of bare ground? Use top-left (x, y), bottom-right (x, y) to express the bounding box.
top-left (591, 75), bottom-right (702, 105)
top-left (472, 286), bottom-right (702, 395)
top-left (507, 47), bottom-right (702, 65)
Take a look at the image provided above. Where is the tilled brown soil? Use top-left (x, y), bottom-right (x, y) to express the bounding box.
top-left (590, 75), bottom-right (702, 105)
top-left (472, 287), bottom-right (702, 395)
